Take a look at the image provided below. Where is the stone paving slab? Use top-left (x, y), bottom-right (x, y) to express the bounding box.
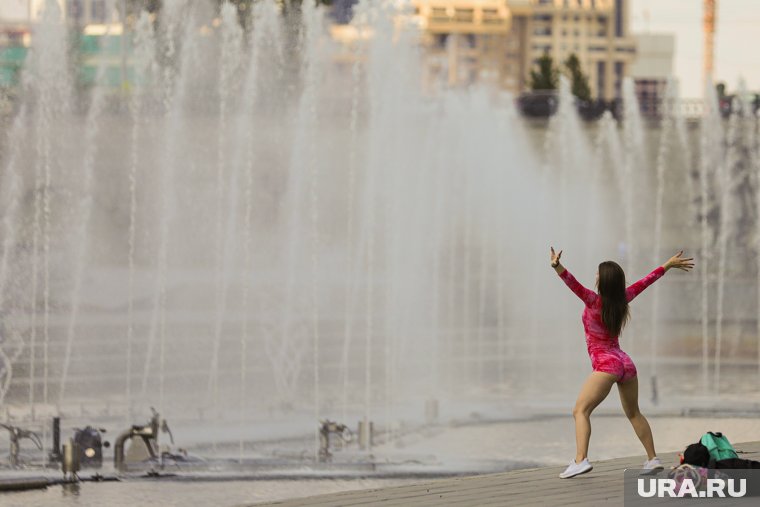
top-left (253, 441), bottom-right (760, 507)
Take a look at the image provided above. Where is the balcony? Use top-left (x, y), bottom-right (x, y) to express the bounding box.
top-left (416, 2), bottom-right (512, 34)
top-left (454, 9), bottom-right (475, 23)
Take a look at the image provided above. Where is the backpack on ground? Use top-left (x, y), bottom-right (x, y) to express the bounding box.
top-left (699, 432), bottom-right (738, 462)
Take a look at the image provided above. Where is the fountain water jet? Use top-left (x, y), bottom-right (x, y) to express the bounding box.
top-left (649, 79), bottom-right (679, 402)
top-left (140, 1), bottom-right (201, 410)
top-left (714, 82), bottom-right (754, 393)
top-left (207, 0), bottom-right (244, 410)
top-left (699, 81), bottom-right (721, 392)
top-left (59, 1), bottom-right (119, 403)
top-left (126, 10), bottom-right (158, 417)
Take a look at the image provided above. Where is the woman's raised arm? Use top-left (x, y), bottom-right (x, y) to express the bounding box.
top-left (551, 247), bottom-right (597, 306)
top-left (626, 250), bottom-right (694, 302)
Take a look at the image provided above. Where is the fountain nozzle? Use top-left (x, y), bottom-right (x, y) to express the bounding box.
top-left (318, 420), bottom-right (353, 462)
top-left (0, 423), bottom-right (42, 467)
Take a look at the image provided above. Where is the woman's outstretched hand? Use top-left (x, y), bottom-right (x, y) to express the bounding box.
top-left (663, 250), bottom-right (694, 272)
top-left (550, 246), bottom-right (563, 268)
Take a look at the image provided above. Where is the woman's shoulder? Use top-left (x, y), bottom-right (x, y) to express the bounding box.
top-left (582, 294), bottom-right (602, 311)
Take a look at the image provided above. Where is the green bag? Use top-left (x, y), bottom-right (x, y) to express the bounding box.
top-left (700, 432), bottom-right (738, 462)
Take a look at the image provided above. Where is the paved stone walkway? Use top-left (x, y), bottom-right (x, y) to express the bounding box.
top-left (255, 441), bottom-right (760, 506)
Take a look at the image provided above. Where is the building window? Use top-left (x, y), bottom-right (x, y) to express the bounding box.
top-left (614, 61), bottom-right (624, 97)
top-left (67, 0), bottom-right (83, 21)
top-left (597, 61), bottom-right (606, 99)
top-left (92, 0), bottom-right (107, 23)
top-left (482, 8), bottom-right (500, 24)
top-left (615, 0), bottom-right (624, 37)
top-left (436, 34), bottom-right (449, 48)
top-left (431, 7), bottom-right (448, 22)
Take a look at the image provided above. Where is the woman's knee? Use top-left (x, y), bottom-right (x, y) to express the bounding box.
top-left (573, 404), bottom-right (592, 418)
top-left (624, 406), bottom-right (641, 420)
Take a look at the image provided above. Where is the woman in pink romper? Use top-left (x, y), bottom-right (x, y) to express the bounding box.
top-left (550, 247), bottom-right (694, 478)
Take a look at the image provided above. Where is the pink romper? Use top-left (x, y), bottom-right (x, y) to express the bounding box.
top-left (558, 266), bottom-right (665, 382)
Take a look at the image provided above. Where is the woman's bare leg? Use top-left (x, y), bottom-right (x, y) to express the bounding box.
top-left (617, 376), bottom-right (657, 459)
top-left (572, 371), bottom-right (617, 463)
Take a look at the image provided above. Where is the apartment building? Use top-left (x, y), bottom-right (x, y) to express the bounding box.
top-left (409, 1), bottom-right (636, 98)
top-left (411, 1), bottom-right (514, 90)
top-left (509, 0), bottom-right (636, 99)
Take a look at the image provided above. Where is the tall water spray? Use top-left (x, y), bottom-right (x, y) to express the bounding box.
top-left (207, 1), bottom-right (244, 411)
top-left (141, 0), bottom-right (200, 411)
top-left (126, 10), bottom-right (158, 416)
top-left (231, 0), bottom-right (283, 462)
top-left (59, 1), bottom-right (118, 403)
top-left (699, 82), bottom-right (721, 391)
top-left (649, 79), bottom-right (677, 400)
top-left (541, 77), bottom-right (598, 379)
top-left (714, 83), bottom-right (753, 393)
top-left (621, 79), bottom-right (645, 275)
top-left (340, 2), bottom-right (369, 425)
top-left (0, 101), bottom-right (28, 407)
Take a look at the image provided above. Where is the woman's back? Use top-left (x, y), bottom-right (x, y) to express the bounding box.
top-left (559, 266), bottom-right (666, 352)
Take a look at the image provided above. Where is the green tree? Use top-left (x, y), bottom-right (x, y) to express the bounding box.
top-left (530, 53), bottom-right (558, 91)
top-left (564, 53), bottom-right (591, 101)
top-left (715, 82), bottom-right (727, 100)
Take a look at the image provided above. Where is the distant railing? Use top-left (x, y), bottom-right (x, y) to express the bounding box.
top-left (517, 91), bottom-right (760, 121)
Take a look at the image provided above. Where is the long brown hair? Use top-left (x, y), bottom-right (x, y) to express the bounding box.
top-left (597, 261), bottom-right (629, 337)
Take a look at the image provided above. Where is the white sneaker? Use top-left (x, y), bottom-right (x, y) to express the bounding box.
top-left (640, 457), bottom-right (664, 475)
top-left (559, 458), bottom-right (593, 478)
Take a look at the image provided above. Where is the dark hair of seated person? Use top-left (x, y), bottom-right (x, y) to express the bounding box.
top-left (683, 443), bottom-right (710, 467)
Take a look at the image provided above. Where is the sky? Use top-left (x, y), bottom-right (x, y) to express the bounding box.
top-left (631, 0), bottom-right (760, 98)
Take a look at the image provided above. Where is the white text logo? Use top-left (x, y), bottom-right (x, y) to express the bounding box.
top-left (637, 478), bottom-right (746, 498)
